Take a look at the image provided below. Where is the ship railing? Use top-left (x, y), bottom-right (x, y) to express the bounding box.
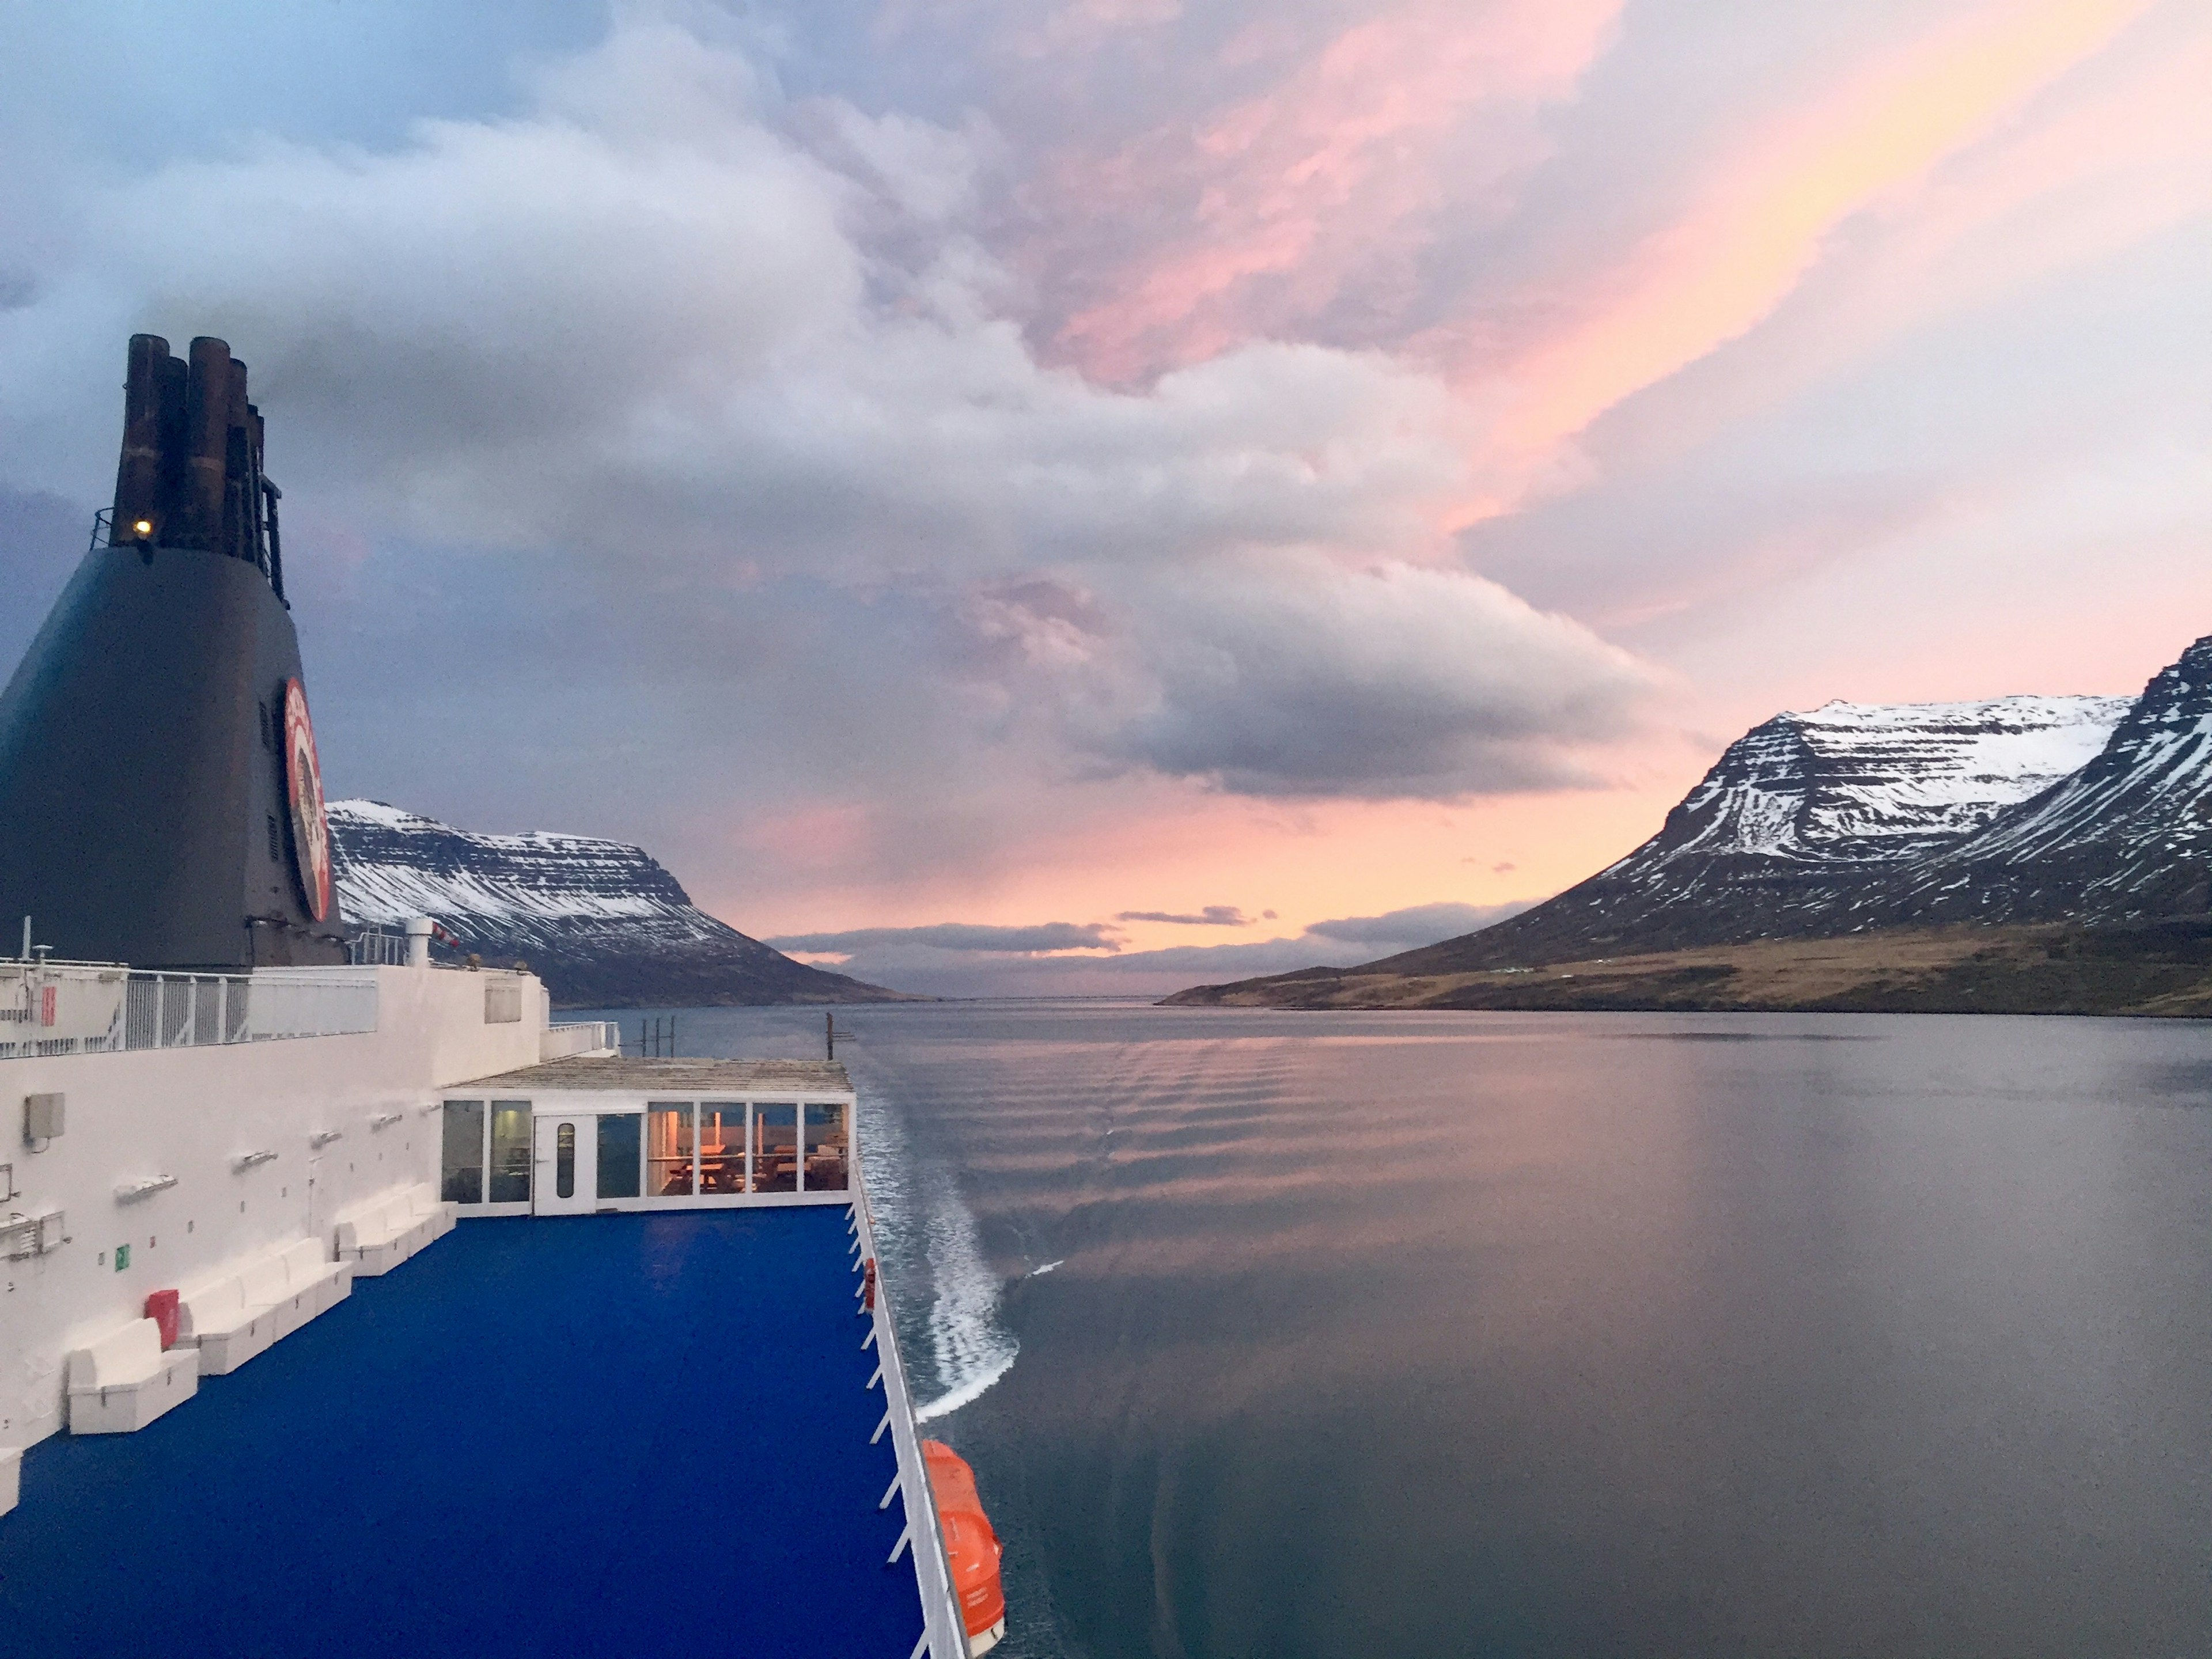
top-left (541, 1021), bottom-right (619, 1061)
top-left (0, 963), bottom-right (380, 1059)
top-left (852, 1158), bottom-right (969, 1659)
top-left (347, 928), bottom-right (412, 967)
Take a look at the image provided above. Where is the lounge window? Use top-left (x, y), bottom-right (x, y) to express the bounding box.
top-left (596, 1113), bottom-right (641, 1200)
top-left (441, 1100), bottom-right (484, 1205)
top-left (699, 1103), bottom-right (747, 1195)
top-left (488, 1101), bottom-right (532, 1203)
top-left (803, 1103), bottom-right (849, 1192)
top-left (648, 1101), bottom-right (695, 1197)
top-left (754, 1104), bottom-right (798, 1193)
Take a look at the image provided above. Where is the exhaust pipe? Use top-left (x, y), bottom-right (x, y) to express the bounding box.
top-left (180, 336), bottom-right (233, 550)
top-left (110, 335), bottom-right (169, 543)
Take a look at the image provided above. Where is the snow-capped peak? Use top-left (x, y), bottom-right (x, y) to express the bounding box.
top-left (1643, 693), bottom-right (2131, 868)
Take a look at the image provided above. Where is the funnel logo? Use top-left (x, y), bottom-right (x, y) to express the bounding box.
top-left (282, 678), bottom-right (333, 921)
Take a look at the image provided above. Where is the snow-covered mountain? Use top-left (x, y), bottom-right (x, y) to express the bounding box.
top-left (1893, 638), bottom-right (2212, 925)
top-left (1371, 693), bottom-right (2133, 970)
top-left (1391, 648), bottom-right (2212, 981)
top-left (327, 800), bottom-right (909, 1007)
top-left (1626, 695), bottom-right (2131, 869)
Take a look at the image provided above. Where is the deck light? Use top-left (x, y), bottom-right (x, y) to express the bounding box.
top-left (132, 518), bottom-right (153, 537)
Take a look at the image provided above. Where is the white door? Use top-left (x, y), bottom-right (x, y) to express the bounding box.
top-left (532, 1115), bottom-right (596, 1215)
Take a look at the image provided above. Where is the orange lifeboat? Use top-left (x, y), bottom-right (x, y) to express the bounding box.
top-left (922, 1438), bottom-right (1006, 1655)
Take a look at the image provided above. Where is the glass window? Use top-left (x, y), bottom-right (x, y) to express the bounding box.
top-left (754, 1103), bottom-right (798, 1192)
top-left (441, 1100), bottom-right (484, 1205)
top-left (596, 1113), bottom-right (641, 1199)
top-left (802, 1103), bottom-right (849, 1192)
top-left (648, 1101), bottom-right (694, 1198)
top-left (488, 1101), bottom-right (532, 1203)
top-left (555, 1122), bottom-right (576, 1198)
top-left (699, 1103), bottom-right (747, 1195)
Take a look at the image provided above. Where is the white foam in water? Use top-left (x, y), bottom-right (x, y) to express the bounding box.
top-left (1028, 1259), bottom-right (1064, 1278)
top-left (914, 1198), bottom-right (1020, 1422)
top-left (855, 1079), bottom-right (1020, 1423)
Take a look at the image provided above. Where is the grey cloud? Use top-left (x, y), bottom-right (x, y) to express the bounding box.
top-left (767, 921), bottom-right (1120, 955)
top-left (1115, 906), bottom-right (1249, 926)
top-left (0, 488), bottom-right (82, 669)
top-left (0, 14), bottom-right (1657, 816)
top-left (965, 555), bottom-right (1652, 798)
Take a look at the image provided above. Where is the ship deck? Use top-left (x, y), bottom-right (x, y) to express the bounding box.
top-left (0, 1208), bottom-right (921, 1658)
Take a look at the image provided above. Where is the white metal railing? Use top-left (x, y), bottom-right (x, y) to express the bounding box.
top-left (540, 1021), bottom-right (618, 1061)
top-left (0, 963), bottom-right (379, 1059)
top-left (854, 1161), bottom-right (968, 1659)
top-left (347, 929), bottom-right (411, 966)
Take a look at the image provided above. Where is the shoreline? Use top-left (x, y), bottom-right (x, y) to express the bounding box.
top-left (1160, 920), bottom-right (2212, 1017)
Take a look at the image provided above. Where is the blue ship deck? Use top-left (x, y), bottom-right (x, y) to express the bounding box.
top-left (1, 1209), bottom-right (922, 1658)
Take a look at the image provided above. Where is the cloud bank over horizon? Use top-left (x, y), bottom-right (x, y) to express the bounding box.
top-left (768, 899), bottom-right (1535, 997)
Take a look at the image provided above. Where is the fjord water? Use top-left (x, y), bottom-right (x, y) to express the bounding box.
top-left (658, 1002), bottom-right (2212, 1657)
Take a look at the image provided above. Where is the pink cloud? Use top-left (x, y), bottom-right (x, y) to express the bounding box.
top-left (1036, 0), bottom-right (1623, 383)
top-left (1469, 0), bottom-right (2160, 460)
top-left (1000, 0), bottom-right (1186, 60)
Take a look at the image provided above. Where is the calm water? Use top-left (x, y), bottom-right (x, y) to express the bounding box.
top-left (613, 1002), bottom-right (2212, 1656)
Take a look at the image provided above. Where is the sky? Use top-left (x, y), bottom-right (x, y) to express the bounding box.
top-left (2, 0), bottom-right (2209, 996)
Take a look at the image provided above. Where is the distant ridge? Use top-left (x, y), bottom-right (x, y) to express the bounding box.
top-left (328, 800), bottom-right (914, 1009)
top-left (1168, 632), bottom-right (2212, 1005)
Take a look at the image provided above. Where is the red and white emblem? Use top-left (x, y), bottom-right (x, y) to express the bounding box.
top-left (282, 677), bottom-right (334, 921)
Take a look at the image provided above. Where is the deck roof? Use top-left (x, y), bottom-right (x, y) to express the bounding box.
top-left (453, 1055), bottom-right (854, 1093)
top-left (0, 1209), bottom-right (921, 1658)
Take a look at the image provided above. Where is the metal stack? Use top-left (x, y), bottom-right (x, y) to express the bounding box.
top-left (110, 334), bottom-right (285, 596)
top-left (0, 334), bottom-right (346, 970)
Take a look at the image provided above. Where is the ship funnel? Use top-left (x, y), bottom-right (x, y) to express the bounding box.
top-left (108, 334), bottom-right (282, 591)
top-left (0, 334), bottom-right (345, 969)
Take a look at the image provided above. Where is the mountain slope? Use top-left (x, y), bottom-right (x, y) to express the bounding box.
top-left (1891, 638), bottom-right (2212, 925)
top-left (1649, 696), bottom-right (2132, 863)
top-left (1377, 693), bottom-right (2129, 972)
top-left (327, 800), bottom-right (912, 1007)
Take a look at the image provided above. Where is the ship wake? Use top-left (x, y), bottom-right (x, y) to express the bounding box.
top-left (914, 1198), bottom-right (1020, 1422)
top-left (856, 1079), bottom-right (1020, 1423)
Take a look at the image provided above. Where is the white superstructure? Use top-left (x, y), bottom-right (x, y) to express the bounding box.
top-left (1, 955), bottom-right (607, 1458)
